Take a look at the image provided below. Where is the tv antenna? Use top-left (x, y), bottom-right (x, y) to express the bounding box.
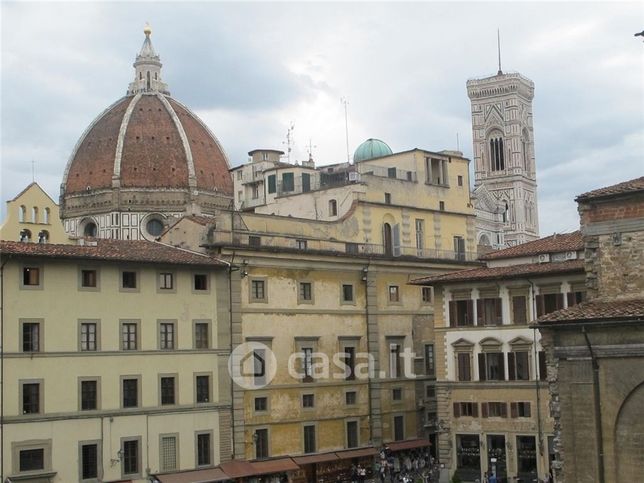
top-left (497, 29), bottom-right (503, 75)
top-left (282, 123), bottom-right (295, 163)
top-left (307, 139), bottom-right (317, 161)
top-left (341, 97), bottom-right (350, 163)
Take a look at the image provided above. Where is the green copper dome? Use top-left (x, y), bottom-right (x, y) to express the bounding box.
top-left (353, 138), bottom-right (393, 162)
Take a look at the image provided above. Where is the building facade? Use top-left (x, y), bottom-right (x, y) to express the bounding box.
top-left (468, 70), bottom-right (540, 247)
top-left (537, 176), bottom-right (644, 483)
top-left (0, 239), bottom-right (232, 482)
top-left (412, 231), bottom-right (586, 482)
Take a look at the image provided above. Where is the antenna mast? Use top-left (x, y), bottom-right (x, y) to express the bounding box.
top-left (341, 97), bottom-right (350, 163)
top-left (497, 29), bottom-right (503, 75)
top-left (283, 123), bottom-right (295, 163)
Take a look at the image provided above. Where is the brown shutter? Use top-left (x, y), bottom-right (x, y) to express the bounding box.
top-left (472, 403), bottom-right (479, 418)
top-left (499, 354), bottom-right (505, 380)
top-left (466, 300), bottom-right (474, 326)
top-left (501, 402), bottom-right (508, 418)
top-left (535, 294), bottom-right (544, 317)
top-left (510, 402), bottom-right (518, 418)
top-left (513, 296), bottom-right (527, 325)
top-left (478, 353), bottom-right (487, 381)
top-left (567, 292), bottom-right (575, 307)
top-left (508, 352), bottom-right (516, 381)
top-left (449, 301), bottom-right (456, 327)
top-left (495, 298), bottom-right (503, 324)
top-left (556, 293), bottom-right (565, 310)
top-left (539, 351), bottom-right (547, 381)
top-left (476, 299), bottom-right (483, 325)
top-left (481, 403), bottom-right (488, 418)
top-left (453, 402), bottom-right (460, 417)
top-left (526, 402), bottom-right (532, 417)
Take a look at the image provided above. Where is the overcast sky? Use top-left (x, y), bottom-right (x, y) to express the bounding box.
top-left (2, 1), bottom-right (642, 235)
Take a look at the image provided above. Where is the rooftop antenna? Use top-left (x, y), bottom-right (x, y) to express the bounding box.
top-left (341, 97), bottom-right (350, 164)
top-left (307, 139), bottom-right (317, 161)
top-left (497, 28), bottom-right (503, 75)
top-left (282, 123), bottom-right (295, 163)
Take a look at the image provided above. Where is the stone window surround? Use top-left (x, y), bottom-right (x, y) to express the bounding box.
top-left (192, 272), bottom-right (210, 294)
top-left (119, 268), bottom-right (140, 293)
top-left (120, 436), bottom-right (142, 479)
top-left (249, 277), bottom-right (268, 303)
top-left (192, 319), bottom-right (212, 349)
top-left (194, 372), bottom-right (213, 404)
top-left (157, 319), bottom-right (178, 350)
top-left (195, 430), bottom-right (214, 468)
top-left (159, 432), bottom-right (180, 472)
top-left (78, 266), bottom-right (100, 291)
top-left (78, 439), bottom-right (102, 482)
top-left (11, 439), bottom-right (53, 476)
top-left (345, 418), bottom-right (361, 448)
top-left (119, 319), bottom-right (140, 351)
top-left (78, 376), bottom-right (101, 411)
top-left (156, 270), bottom-right (176, 293)
top-left (302, 422), bottom-right (318, 454)
top-left (20, 263), bottom-right (44, 290)
top-left (120, 375), bottom-right (141, 409)
top-left (20, 318), bottom-right (43, 353)
top-left (340, 282), bottom-right (356, 305)
top-left (158, 373), bottom-right (179, 406)
top-left (19, 378), bottom-right (44, 416)
top-left (78, 319), bottom-right (101, 352)
top-left (297, 279), bottom-right (315, 305)
top-left (253, 393), bottom-right (270, 415)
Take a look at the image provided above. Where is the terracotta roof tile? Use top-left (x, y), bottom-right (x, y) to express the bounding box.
top-left (0, 239), bottom-right (226, 267)
top-left (576, 176), bottom-right (644, 202)
top-left (410, 259), bottom-right (584, 285)
top-left (480, 231), bottom-right (583, 261)
top-left (536, 298), bottom-right (644, 324)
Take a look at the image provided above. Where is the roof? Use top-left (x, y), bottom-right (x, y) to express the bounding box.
top-left (480, 231), bottom-right (583, 260)
top-left (536, 298), bottom-right (644, 325)
top-left (576, 176), bottom-right (644, 202)
top-left (155, 467), bottom-right (229, 483)
top-left (0, 239), bottom-right (226, 267)
top-left (353, 138), bottom-right (393, 162)
top-left (8, 182), bottom-right (57, 205)
top-left (410, 259), bottom-right (584, 285)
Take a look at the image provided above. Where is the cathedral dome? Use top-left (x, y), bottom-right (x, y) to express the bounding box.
top-left (60, 26), bottom-right (232, 231)
top-left (353, 138), bottom-right (393, 162)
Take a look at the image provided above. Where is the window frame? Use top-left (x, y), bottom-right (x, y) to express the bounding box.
top-left (159, 374), bottom-right (178, 406)
top-left (388, 285), bottom-right (401, 304)
top-left (346, 419), bottom-right (360, 449)
top-left (11, 439), bottom-right (52, 475)
top-left (193, 319), bottom-right (211, 349)
top-left (159, 433), bottom-right (180, 472)
top-left (341, 283), bottom-right (355, 305)
top-left (345, 390), bottom-right (357, 405)
top-left (78, 439), bottom-right (102, 482)
top-left (297, 280), bottom-right (314, 304)
top-left (20, 264), bottom-right (43, 290)
top-left (120, 375), bottom-right (141, 409)
top-left (119, 269), bottom-right (139, 292)
top-left (78, 319), bottom-right (100, 352)
top-left (249, 277), bottom-right (268, 303)
top-left (120, 320), bottom-right (140, 351)
top-left (20, 379), bottom-right (44, 415)
top-left (192, 273), bottom-right (210, 293)
top-left (421, 286), bottom-right (432, 304)
top-left (120, 436), bottom-right (142, 479)
top-left (157, 271), bottom-right (176, 293)
top-left (302, 393), bottom-right (315, 410)
top-left (302, 423), bottom-right (317, 454)
top-left (392, 414), bottom-right (405, 441)
top-left (20, 319), bottom-right (43, 353)
top-left (78, 377), bottom-right (101, 411)
top-left (253, 395), bottom-right (269, 414)
top-left (158, 319), bottom-right (177, 350)
top-left (194, 372), bottom-right (212, 404)
top-left (78, 267), bottom-right (100, 291)
top-left (195, 430), bottom-right (214, 468)
top-left (424, 343), bottom-right (435, 376)
top-left (254, 427), bottom-right (270, 459)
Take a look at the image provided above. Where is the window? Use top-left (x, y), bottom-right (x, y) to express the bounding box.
top-left (345, 242), bottom-right (359, 254)
top-left (159, 321), bottom-right (176, 350)
top-left (477, 298), bottom-right (502, 325)
top-left (302, 347), bottom-right (314, 382)
top-left (388, 285), bottom-right (400, 303)
top-left (456, 434), bottom-right (481, 472)
top-left (250, 279), bottom-right (266, 301)
top-left (22, 266), bottom-right (41, 287)
top-left (329, 199), bottom-right (338, 216)
top-left (389, 342), bottom-right (402, 378)
top-left (421, 287), bottom-right (432, 304)
top-left (255, 429), bottom-right (269, 459)
top-left (346, 420), bottom-right (359, 448)
top-left (160, 376), bottom-right (176, 405)
top-left (415, 219), bottom-right (425, 255)
top-left (516, 436), bottom-right (537, 475)
top-left (393, 415), bottom-right (405, 441)
top-left (196, 375), bottom-right (210, 403)
top-left (249, 235), bottom-right (261, 247)
top-left (343, 346), bottom-right (356, 380)
top-left (439, 201), bottom-right (445, 211)
top-left (18, 205), bottom-right (26, 222)
top-left (302, 393), bottom-right (315, 408)
top-left (478, 352), bottom-right (505, 381)
top-left (384, 192), bottom-right (391, 204)
top-left (121, 321), bottom-right (138, 350)
top-left (449, 300), bottom-right (474, 327)
top-left (196, 432), bottom-right (212, 467)
top-left (388, 167), bottom-right (397, 178)
top-left (345, 391), bottom-right (357, 405)
top-left (282, 172), bottom-right (295, 192)
top-left (296, 239), bottom-right (307, 250)
top-left (267, 175), bottom-right (276, 194)
top-left (80, 442), bottom-right (99, 480)
top-left (252, 184), bottom-right (259, 199)
top-left (79, 322), bottom-right (98, 351)
top-left (193, 274), bottom-right (209, 291)
top-left (425, 385), bottom-right (436, 398)
top-left (302, 173), bottom-right (311, 192)
top-left (122, 439), bottom-right (140, 477)
top-left (81, 269), bottom-right (98, 288)
top-left (159, 272), bottom-right (173, 290)
top-left (342, 284), bottom-right (354, 303)
top-left (538, 351), bottom-right (547, 381)
top-left (253, 348), bottom-right (268, 386)
top-left (37, 230), bottom-right (49, 243)
top-left (453, 402), bottom-right (478, 417)
top-left (392, 388), bottom-right (402, 401)
top-left (298, 281), bottom-right (313, 303)
top-left (237, 190), bottom-right (243, 201)
top-left (21, 321), bottom-right (41, 352)
top-left (511, 402), bottom-right (532, 418)
top-left (147, 219), bottom-right (164, 237)
top-left (508, 351), bottom-right (530, 380)
top-left (160, 435), bottom-right (178, 471)
top-left (457, 353), bottom-right (472, 381)
top-left (121, 270), bottom-right (137, 290)
top-left (425, 157), bottom-right (448, 185)
top-left (512, 295), bottom-right (528, 324)
top-left (31, 206), bottom-right (38, 223)
top-left (194, 321), bottom-right (210, 349)
top-left (22, 382), bottom-right (41, 414)
top-left (482, 402), bottom-right (508, 418)
top-left (254, 396), bottom-right (268, 412)
top-left (303, 425), bottom-right (316, 453)
top-left (424, 344), bottom-right (435, 376)
top-left (236, 170), bottom-right (243, 180)
top-left (453, 235), bottom-right (465, 260)
top-left (122, 378), bottom-right (139, 408)
top-left (567, 290), bottom-right (587, 307)
top-left (489, 135), bottom-right (505, 171)
top-left (19, 229), bottom-right (32, 242)
top-left (535, 292), bottom-right (564, 317)
top-left (19, 448), bottom-right (44, 472)
top-left (80, 380), bottom-right (98, 410)
top-left (458, 175), bottom-right (463, 186)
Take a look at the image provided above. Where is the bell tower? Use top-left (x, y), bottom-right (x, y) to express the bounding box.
top-left (467, 57), bottom-right (539, 246)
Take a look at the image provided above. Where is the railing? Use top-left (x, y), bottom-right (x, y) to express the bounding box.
top-left (359, 164), bottom-right (417, 182)
top-left (276, 175), bottom-right (355, 197)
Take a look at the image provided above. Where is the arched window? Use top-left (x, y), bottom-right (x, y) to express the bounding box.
top-left (502, 201), bottom-right (509, 224)
top-left (328, 199), bottom-right (337, 217)
top-left (18, 205), bottom-right (26, 222)
top-left (139, 71), bottom-right (142, 80)
top-left (154, 72), bottom-right (158, 80)
top-left (38, 230), bottom-right (49, 243)
top-left (84, 222), bottom-right (97, 237)
top-left (383, 223), bottom-right (393, 257)
top-left (146, 71), bottom-right (151, 90)
top-left (43, 208), bottom-right (50, 224)
top-left (488, 132), bottom-right (505, 171)
top-left (31, 207), bottom-right (38, 223)
top-left (20, 229), bottom-right (31, 242)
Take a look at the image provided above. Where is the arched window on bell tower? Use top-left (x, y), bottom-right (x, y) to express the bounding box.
top-left (521, 129), bottom-right (530, 173)
top-left (146, 71), bottom-right (151, 90)
top-left (488, 130), bottom-right (505, 171)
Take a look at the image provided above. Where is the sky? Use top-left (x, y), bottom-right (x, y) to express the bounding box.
top-left (1, 1), bottom-right (643, 236)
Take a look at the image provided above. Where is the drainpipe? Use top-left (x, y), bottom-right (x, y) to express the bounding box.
top-left (526, 279), bottom-right (545, 466)
top-left (362, 261), bottom-right (373, 444)
top-left (582, 326), bottom-right (605, 483)
top-left (228, 250), bottom-right (238, 459)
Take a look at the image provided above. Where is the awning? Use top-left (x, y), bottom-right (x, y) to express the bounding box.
top-left (155, 467), bottom-right (230, 483)
top-left (292, 452), bottom-right (339, 465)
top-left (386, 438), bottom-right (431, 451)
top-left (335, 447), bottom-right (378, 459)
top-left (219, 460), bottom-right (256, 479)
top-left (249, 457), bottom-right (300, 475)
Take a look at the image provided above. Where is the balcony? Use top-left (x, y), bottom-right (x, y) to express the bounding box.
top-left (359, 164), bottom-right (417, 182)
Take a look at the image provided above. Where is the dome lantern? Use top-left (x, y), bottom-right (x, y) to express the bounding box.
top-left (127, 23), bottom-right (170, 95)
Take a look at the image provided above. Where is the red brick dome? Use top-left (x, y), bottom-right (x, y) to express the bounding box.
top-left (62, 93), bottom-right (232, 195)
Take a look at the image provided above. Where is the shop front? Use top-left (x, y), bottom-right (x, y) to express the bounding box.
top-left (455, 434), bottom-right (481, 482)
top-left (486, 434), bottom-right (507, 482)
top-left (515, 435), bottom-right (537, 483)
